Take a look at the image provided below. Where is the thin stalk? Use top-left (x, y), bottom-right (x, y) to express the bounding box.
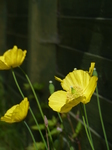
top-left (11, 69), bottom-right (48, 149)
top-left (11, 69), bottom-right (24, 98)
top-left (29, 107), bottom-right (48, 150)
top-left (96, 86), bottom-right (109, 150)
top-left (24, 121), bottom-right (38, 150)
top-left (82, 115), bottom-right (94, 150)
top-left (19, 67), bottom-right (53, 144)
top-left (67, 112), bottom-right (81, 150)
top-left (44, 116), bottom-right (50, 150)
top-left (83, 104), bottom-right (94, 146)
top-left (45, 127), bottom-right (50, 150)
top-left (80, 104), bottom-right (94, 150)
top-left (57, 113), bottom-right (63, 123)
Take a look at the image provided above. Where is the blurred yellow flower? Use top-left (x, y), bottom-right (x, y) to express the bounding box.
top-left (1, 98), bottom-right (29, 123)
top-left (0, 45), bottom-right (27, 70)
top-left (48, 63), bottom-right (98, 113)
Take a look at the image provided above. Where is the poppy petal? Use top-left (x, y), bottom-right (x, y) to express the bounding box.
top-left (82, 76), bottom-right (98, 104)
top-left (49, 90), bottom-right (67, 112)
top-left (61, 70), bottom-right (90, 91)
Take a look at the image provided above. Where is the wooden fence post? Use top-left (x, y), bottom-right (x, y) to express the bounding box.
top-left (28, 0), bottom-right (57, 100)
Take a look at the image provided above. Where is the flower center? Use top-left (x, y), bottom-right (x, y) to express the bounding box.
top-left (66, 86), bottom-right (83, 102)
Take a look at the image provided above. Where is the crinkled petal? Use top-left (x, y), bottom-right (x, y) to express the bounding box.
top-left (12, 98), bottom-right (29, 122)
top-left (1, 98), bottom-right (29, 123)
top-left (48, 90), bottom-right (67, 112)
top-left (81, 76), bottom-right (98, 104)
top-left (60, 96), bottom-right (85, 113)
top-left (0, 56), bottom-right (10, 70)
top-left (1, 105), bottom-right (18, 123)
top-left (60, 104), bottom-right (73, 113)
top-left (3, 45), bottom-right (27, 68)
top-left (89, 62), bottom-right (95, 76)
top-left (48, 90), bottom-right (85, 113)
top-left (61, 70), bottom-right (90, 91)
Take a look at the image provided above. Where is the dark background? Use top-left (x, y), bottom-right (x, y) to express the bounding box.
top-left (0, 0), bottom-right (112, 149)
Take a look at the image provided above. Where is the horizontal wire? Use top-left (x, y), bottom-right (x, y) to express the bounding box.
top-left (58, 44), bottom-right (112, 62)
top-left (58, 15), bottom-right (112, 21)
top-left (7, 32), bottom-right (28, 39)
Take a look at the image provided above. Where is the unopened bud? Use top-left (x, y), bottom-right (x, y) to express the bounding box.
top-left (93, 68), bottom-right (98, 77)
top-left (49, 80), bottom-right (55, 94)
top-left (74, 68), bottom-right (77, 70)
top-left (44, 115), bottom-right (48, 128)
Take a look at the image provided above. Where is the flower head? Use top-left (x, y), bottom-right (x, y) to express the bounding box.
top-left (1, 98), bottom-right (29, 123)
top-left (48, 63), bottom-right (98, 113)
top-left (0, 45), bottom-right (27, 70)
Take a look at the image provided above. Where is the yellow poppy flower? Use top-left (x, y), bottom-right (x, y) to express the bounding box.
top-left (48, 63), bottom-right (98, 113)
top-left (1, 98), bottom-right (29, 123)
top-left (0, 45), bottom-right (27, 70)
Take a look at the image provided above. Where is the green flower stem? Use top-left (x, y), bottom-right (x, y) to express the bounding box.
top-left (96, 86), bottom-right (109, 150)
top-left (29, 107), bottom-right (48, 150)
top-left (24, 121), bottom-right (38, 150)
top-left (19, 67), bottom-right (53, 144)
top-left (58, 112), bottom-right (63, 123)
top-left (11, 69), bottom-right (48, 150)
top-left (82, 115), bottom-right (94, 150)
top-left (80, 104), bottom-right (94, 150)
top-left (83, 104), bottom-right (94, 146)
top-left (11, 69), bottom-right (24, 98)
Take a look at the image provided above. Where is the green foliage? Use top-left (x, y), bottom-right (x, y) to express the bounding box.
top-left (0, 73), bottom-right (83, 150)
top-left (0, 120), bottom-right (25, 150)
top-left (31, 116), bottom-right (57, 131)
top-left (72, 121), bottom-right (82, 138)
top-left (53, 135), bottom-right (74, 150)
top-left (24, 82), bottom-right (44, 91)
top-left (26, 142), bottom-right (45, 150)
